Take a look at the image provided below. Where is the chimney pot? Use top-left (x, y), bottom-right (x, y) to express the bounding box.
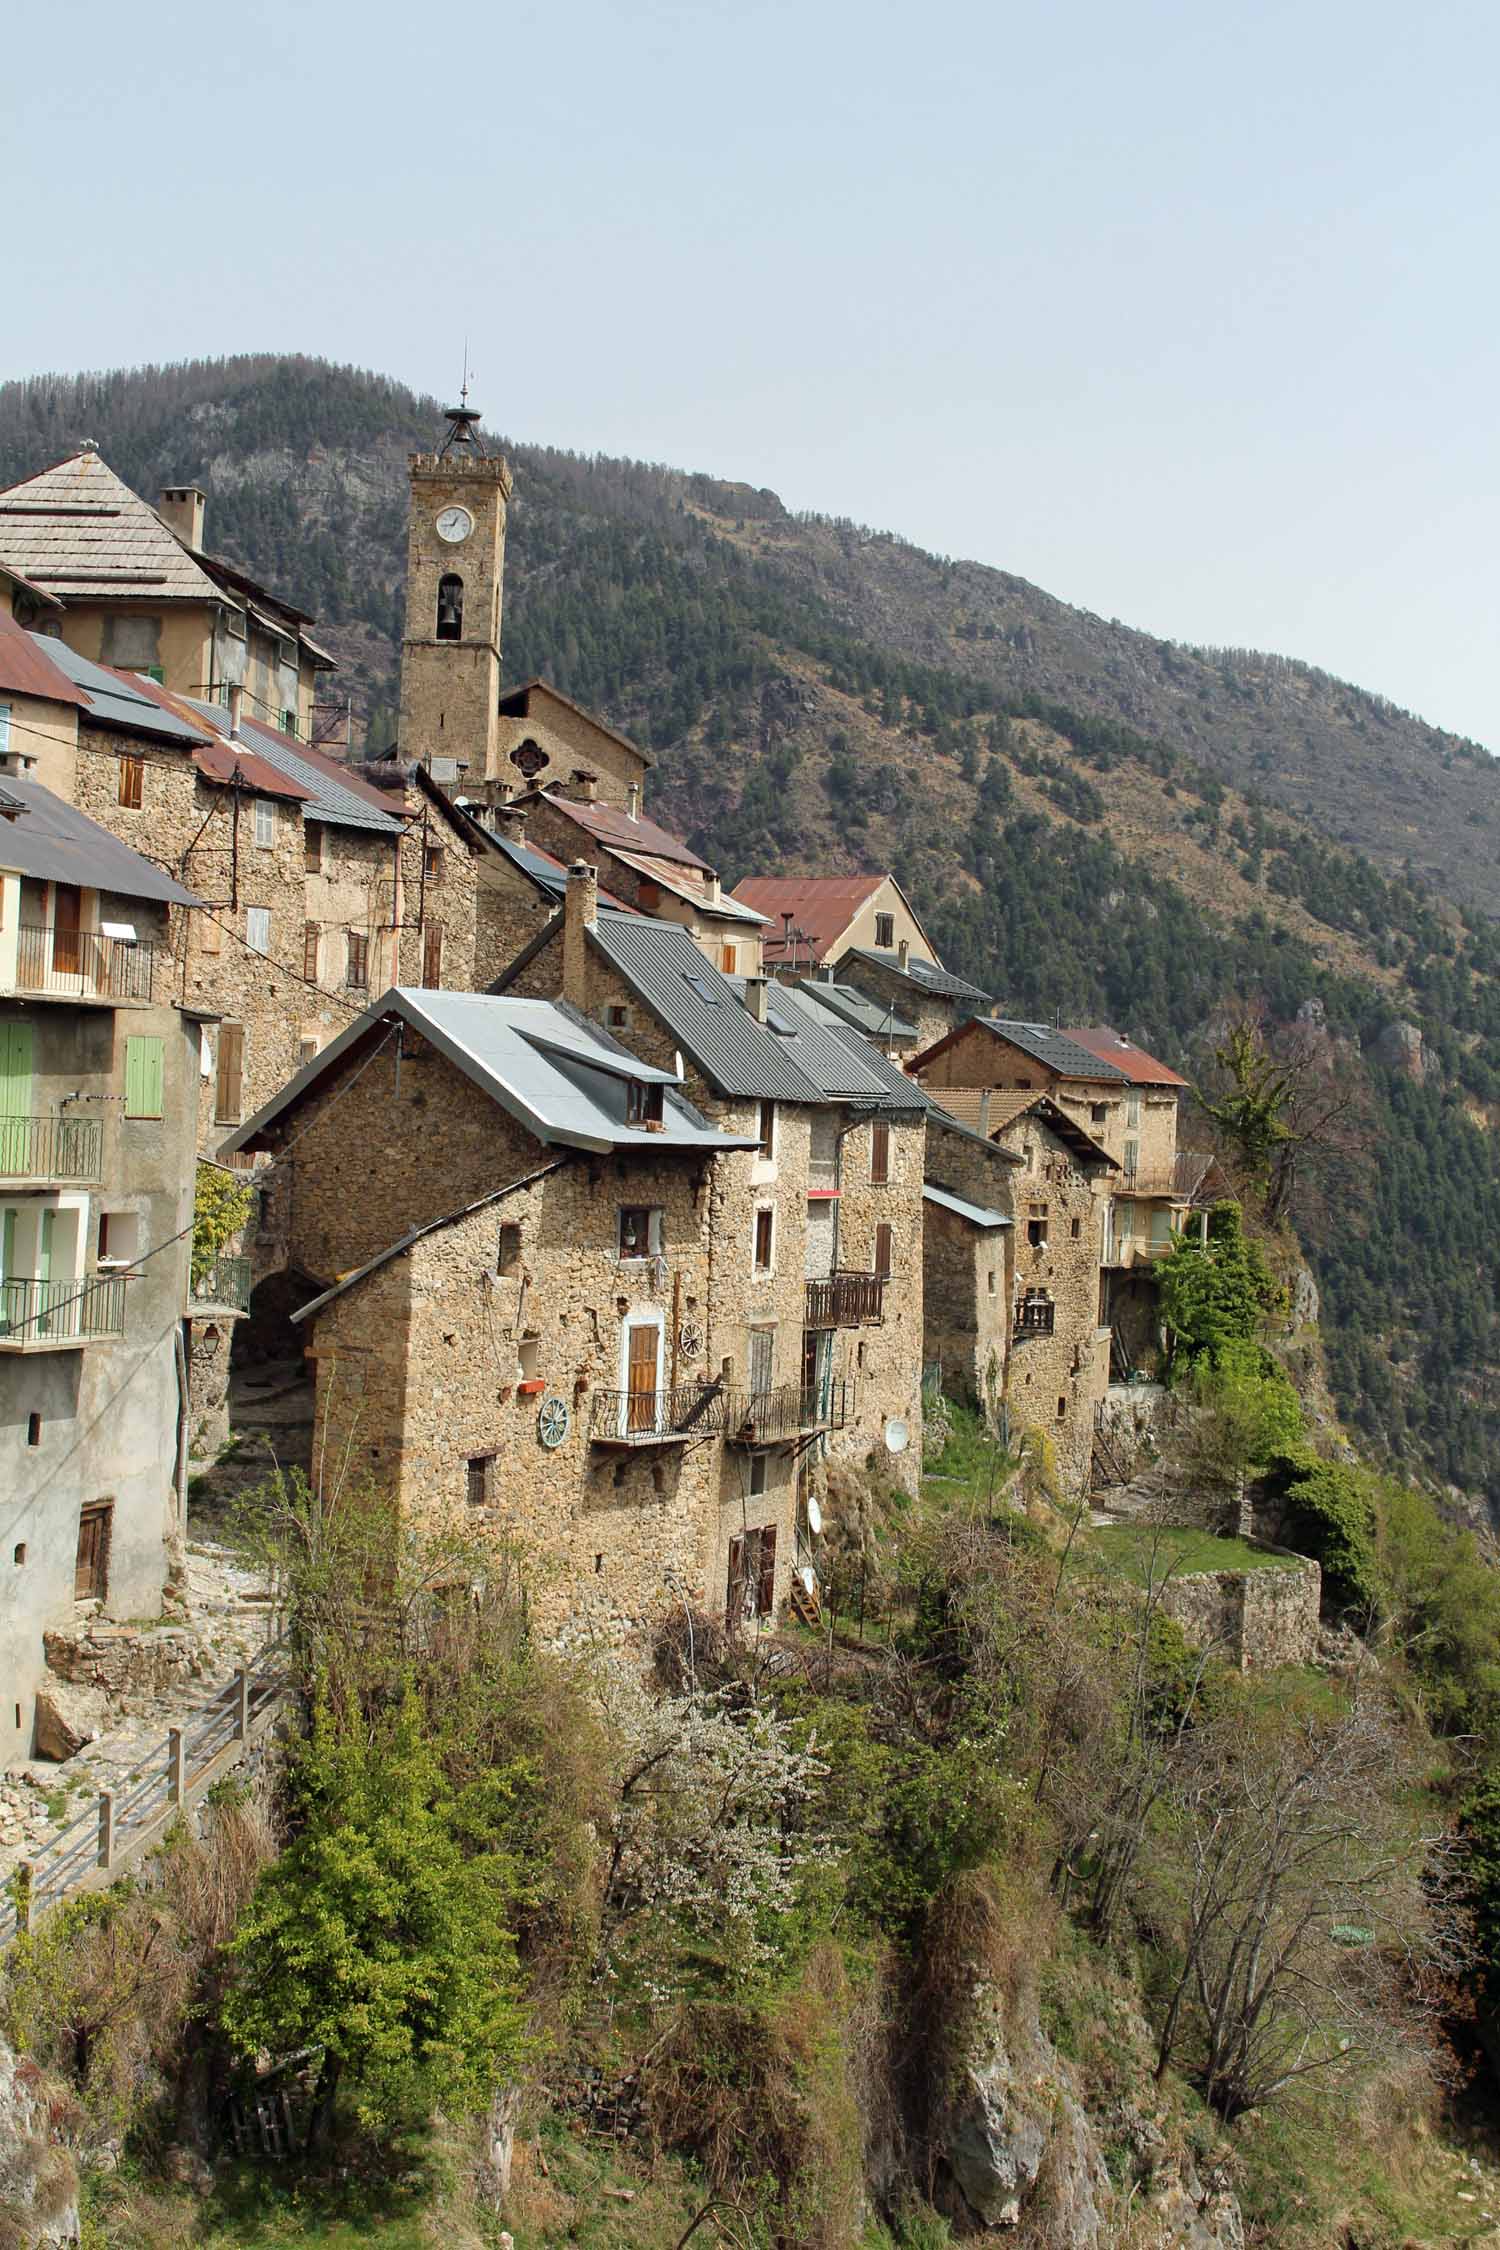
top-left (745, 976), bottom-right (769, 1023)
top-left (571, 768), bottom-right (599, 803)
top-left (627, 782), bottom-right (641, 821)
top-left (159, 485), bottom-right (206, 552)
top-left (704, 868), bottom-right (721, 906)
top-left (898, 937), bottom-right (911, 972)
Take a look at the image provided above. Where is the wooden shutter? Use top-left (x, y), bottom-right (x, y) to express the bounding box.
top-left (0, 1022), bottom-right (32, 1118)
top-left (75, 1502), bottom-right (112, 1601)
top-left (422, 922), bottom-right (444, 988)
top-left (303, 922), bottom-right (320, 980)
top-left (749, 1327), bottom-right (775, 1397)
top-left (756, 1524), bottom-right (778, 1616)
top-left (51, 884), bottom-right (81, 977)
top-left (215, 1024), bottom-right (244, 1124)
top-left (118, 755), bottom-right (144, 809)
top-left (870, 1120), bottom-right (890, 1184)
top-left (124, 1035), bottom-right (164, 1119)
top-left (874, 1222), bottom-right (893, 1277)
top-left (626, 1322), bottom-right (657, 1432)
top-left (726, 1534), bottom-right (748, 1626)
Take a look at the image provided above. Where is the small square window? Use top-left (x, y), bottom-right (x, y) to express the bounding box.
top-left (466, 1454), bottom-right (495, 1507)
top-left (606, 1004), bottom-right (631, 1031)
top-left (497, 1224), bottom-right (522, 1276)
top-left (1070, 1216), bottom-right (1081, 1239)
top-left (118, 754), bottom-right (144, 808)
top-left (1090, 1102), bottom-right (1108, 1124)
top-left (627, 1079), bottom-right (664, 1126)
top-left (254, 799), bottom-right (275, 849)
top-left (753, 1208), bottom-right (774, 1272)
top-left (619, 1207), bottom-right (664, 1259)
top-left (305, 827), bottom-right (323, 875)
top-left (246, 907), bottom-right (271, 956)
top-left (874, 911), bottom-right (895, 949)
top-left (749, 1452), bottom-right (769, 1497)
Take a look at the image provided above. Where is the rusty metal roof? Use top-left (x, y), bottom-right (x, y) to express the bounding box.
top-left (1061, 1025), bottom-right (1188, 1088)
top-left (0, 614), bottom-right (87, 707)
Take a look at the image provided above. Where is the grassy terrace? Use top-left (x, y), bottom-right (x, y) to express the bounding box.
top-left (1088, 1524), bottom-right (1298, 1583)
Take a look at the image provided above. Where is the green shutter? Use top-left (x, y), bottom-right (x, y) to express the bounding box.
top-left (124, 1035), bottom-right (164, 1119)
top-left (0, 1023), bottom-right (32, 1117)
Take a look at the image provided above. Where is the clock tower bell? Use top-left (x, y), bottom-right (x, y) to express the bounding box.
top-left (398, 400), bottom-right (512, 779)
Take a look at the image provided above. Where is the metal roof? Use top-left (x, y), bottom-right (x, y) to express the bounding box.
top-left (225, 987), bottom-right (760, 1159)
top-left (0, 614), bottom-right (87, 707)
top-left (0, 453), bottom-right (224, 604)
top-left (587, 913), bottom-right (828, 1102)
top-left (187, 705), bottom-right (403, 835)
top-left (1062, 1025), bottom-right (1188, 1088)
top-left (611, 848), bottom-right (767, 921)
top-left (476, 825), bottom-right (638, 911)
top-left (795, 978), bottom-right (919, 1043)
top-left (33, 636), bottom-right (211, 745)
top-left (747, 979), bottom-right (933, 1111)
top-left (732, 873), bottom-right (886, 959)
top-left (532, 787), bottom-right (707, 869)
top-left (978, 1019), bottom-right (1132, 1081)
top-left (838, 945), bottom-right (991, 1003)
top-left (923, 1183), bottom-right (1011, 1229)
top-left (0, 772), bottom-right (201, 906)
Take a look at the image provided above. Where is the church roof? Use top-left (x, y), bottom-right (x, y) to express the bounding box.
top-left (0, 452), bottom-right (224, 604)
top-left (497, 678), bottom-right (653, 767)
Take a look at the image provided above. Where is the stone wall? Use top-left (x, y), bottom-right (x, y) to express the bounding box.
top-left (490, 684), bottom-right (648, 807)
top-left (922, 1199), bottom-right (1006, 1412)
top-left (833, 949), bottom-right (965, 1054)
top-left (1158, 1550), bottom-right (1321, 1671)
top-left (992, 1114), bottom-right (1109, 1495)
top-left (474, 862), bottom-right (553, 989)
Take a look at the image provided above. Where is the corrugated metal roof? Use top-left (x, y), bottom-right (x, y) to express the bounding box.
top-left (923, 1183), bottom-right (1011, 1229)
top-left (746, 980), bottom-right (932, 1109)
top-left (226, 986), bottom-right (761, 1158)
top-left (980, 1019), bottom-right (1132, 1081)
top-left (795, 978), bottom-right (919, 1042)
top-left (0, 772), bottom-right (201, 905)
top-left (190, 706), bottom-right (403, 834)
top-left (0, 614), bottom-right (86, 707)
top-left (590, 914), bottom-right (826, 1102)
top-left (839, 945), bottom-right (991, 1003)
top-left (611, 848), bottom-right (767, 921)
top-left (34, 636), bottom-right (211, 746)
top-left (1062, 1025), bottom-right (1187, 1088)
top-left (732, 873), bottom-right (885, 959)
top-left (0, 453), bottom-right (224, 603)
top-left (479, 826), bottom-right (637, 911)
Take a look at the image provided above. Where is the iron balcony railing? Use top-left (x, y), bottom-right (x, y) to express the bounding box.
top-left (589, 1380), bottom-right (727, 1445)
top-left (189, 1254), bottom-right (252, 1311)
top-left (0, 1114), bottom-right (102, 1182)
top-left (805, 1270), bottom-right (886, 1329)
top-left (726, 1380), bottom-right (850, 1444)
top-left (0, 1274), bottom-right (126, 1346)
top-left (10, 925), bottom-right (156, 1003)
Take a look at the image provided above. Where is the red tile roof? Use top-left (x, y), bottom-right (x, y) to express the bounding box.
top-left (0, 611), bottom-right (87, 707)
top-left (730, 874), bottom-right (886, 961)
top-left (1061, 1026), bottom-right (1188, 1088)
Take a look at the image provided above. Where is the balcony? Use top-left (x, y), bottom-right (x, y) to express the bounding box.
top-left (189, 1254), bottom-right (252, 1313)
top-left (725, 1380), bottom-right (850, 1445)
top-left (805, 1270), bottom-right (885, 1328)
top-left (589, 1380), bottom-right (726, 1448)
top-left (0, 1114), bottom-right (102, 1184)
top-left (8, 925), bottom-right (156, 1004)
top-left (0, 1274), bottom-right (125, 1349)
top-left (1013, 1296), bottom-right (1055, 1338)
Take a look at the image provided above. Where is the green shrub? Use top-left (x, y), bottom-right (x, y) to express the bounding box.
top-left (1266, 1448), bottom-right (1380, 1616)
top-left (1158, 1202), bottom-right (1284, 1370)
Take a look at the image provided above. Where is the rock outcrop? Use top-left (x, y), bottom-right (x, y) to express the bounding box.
top-left (0, 2040), bottom-right (80, 2247)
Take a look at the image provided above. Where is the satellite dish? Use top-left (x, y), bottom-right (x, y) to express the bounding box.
top-left (806, 1497), bottom-right (823, 1538)
top-left (801, 1566), bottom-right (817, 1595)
top-left (884, 1417), bottom-right (910, 1455)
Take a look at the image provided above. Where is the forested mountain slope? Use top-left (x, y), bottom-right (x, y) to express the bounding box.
top-left (3, 355), bottom-right (1499, 1510)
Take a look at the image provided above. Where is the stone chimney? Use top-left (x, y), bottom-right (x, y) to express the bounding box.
top-left (979, 1090), bottom-right (992, 1134)
top-left (745, 976), bottom-right (769, 1023)
top-left (898, 937), bottom-right (911, 972)
top-left (703, 868), bottom-right (721, 905)
top-left (563, 862), bottom-right (597, 1004)
top-left (627, 782), bottom-right (641, 821)
top-left (570, 768), bottom-right (599, 804)
top-left (497, 801), bottom-right (527, 851)
top-left (159, 486), bottom-right (206, 551)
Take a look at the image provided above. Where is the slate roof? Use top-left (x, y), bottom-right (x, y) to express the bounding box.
top-left (225, 988), bottom-right (760, 1160)
top-left (795, 978), bottom-right (919, 1043)
top-left (922, 1183), bottom-right (1011, 1229)
top-left (0, 773), bottom-right (201, 906)
top-left (186, 704), bottom-right (403, 835)
top-left (0, 453), bottom-right (224, 603)
top-left (1062, 1025), bottom-right (1188, 1089)
top-left (30, 636), bottom-right (211, 746)
top-left (914, 1016), bottom-right (1130, 1081)
top-left (0, 614), bottom-right (87, 708)
top-left (838, 945), bottom-right (991, 1004)
top-left (582, 914), bottom-right (826, 1102)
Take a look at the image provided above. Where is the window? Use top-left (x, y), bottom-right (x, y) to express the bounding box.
top-left (1090, 1102), bottom-right (1108, 1124)
top-left (754, 1207), bottom-right (774, 1272)
top-left (870, 1119), bottom-right (890, 1184)
top-left (74, 1501), bottom-right (112, 1603)
top-left (627, 1078), bottom-right (664, 1126)
top-left (118, 755), bottom-right (144, 809)
top-left (749, 1452), bottom-right (769, 1498)
top-left (986, 1269), bottom-right (997, 1296)
top-left (466, 1455), bottom-right (495, 1507)
top-left (749, 1326), bottom-right (775, 1398)
top-left (1070, 1216), bottom-right (1081, 1239)
top-left (726, 1524), bottom-right (777, 1624)
top-left (281, 708), bottom-right (298, 736)
top-left (1016, 1290), bottom-right (1055, 1336)
top-left (1026, 1202), bottom-right (1049, 1248)
top-left (619, 1207), bottom-right (664, 1259)
top-left (246, 906), bottom-right (271, 955)
top-left (97, 1212), bottom-right (138, 1265)
top-left (1123, 1140), bottom-right (1139, 1179)
top-left (422, 922), bottom-right (444, 988)
top-left (874, 911), bottom-right (895, 948)
top-left (436, 573), bottom-right (464, 640)
top-left (123, 1035), bottom-right (164, 1119)
top-left (606, 1004), bottom-right (631, 1031)
top-left (346, 931), bottom-right (369, 988)
top-left (1057, 1396), bottom-right (1068, 1420)
top-left (199, 908), bottom-right (220, 956)
top-left (1016, 1077), bottom-right (1032, 1089)
top-left (0, 705), bottom-right (10, 755)
top-left (757, 1100), bottom-right (776, 1158)
top-left (721, 943), bottom-right (737, 974)
top-left (497, 1223), bottom-right (522, 1276)
top-left (303, 921), bottom-right (320, 980)
top-left (254, 799), bottom-right (275, 849)
top-left (298, 1037), bottom-right (318, 1066)
top-left (305, 827), bottom-right (322, 874)
top-left (424, 843), bottom-right (444, 884)
top-left (873, 1222), bottom-right (893, 1277)
top-left (215, 1023), bottom-right (244, 1125)
top-left (1126, 1092), bottom-right (1142, 1129)
top-left (26, 1415), bottom-right (40, 1448)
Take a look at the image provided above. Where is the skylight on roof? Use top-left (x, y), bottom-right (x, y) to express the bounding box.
top-left (682, 973), bottom-right (720, 1005)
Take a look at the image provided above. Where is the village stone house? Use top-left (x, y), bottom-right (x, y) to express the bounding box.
top-left (732, 872), bottom-right (935, 982)
top-left (831, 941), bottom-right (991, 1055)
top-left (920, 1107), bottom-right (1021, 1415)
top-left (0, 773), bottom-right (202, 1764)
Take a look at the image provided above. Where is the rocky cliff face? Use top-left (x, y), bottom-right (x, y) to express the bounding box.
top-left (0, 2040), bottom-right (80, 2248)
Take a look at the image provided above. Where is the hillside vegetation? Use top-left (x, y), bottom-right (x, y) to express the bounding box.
top-left (3, 358), bottom-right (1500, 1510)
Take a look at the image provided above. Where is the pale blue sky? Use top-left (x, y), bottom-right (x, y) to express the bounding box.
top-left (8, 0), bottom-right (1500, 744)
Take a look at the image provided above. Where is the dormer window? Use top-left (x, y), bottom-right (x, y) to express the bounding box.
top-left (436, 574), bottom-right (464, 641)
top-left (627, 1079), bottom-right (664, 1126)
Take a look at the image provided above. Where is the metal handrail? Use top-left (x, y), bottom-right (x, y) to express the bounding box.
top-left (189, 1254), bottom-right (252, 1310)
top-left (724, 1380), bottom-right (851, 1443)
top-left (0, 1274), bottom-right (126, 1343)
top-left (589, 1381), bottom-right (725, 1443)
top-left (8, 924), bottom-right (156, 1002)
top-left (0, 1115), bottom-right (102, 1181)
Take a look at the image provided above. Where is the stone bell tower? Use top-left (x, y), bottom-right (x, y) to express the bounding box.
top-left (397, 398), bottom-right (512, 778)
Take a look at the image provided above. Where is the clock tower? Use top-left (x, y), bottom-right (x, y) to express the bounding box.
top-left (397, 401), bottom-right (512, 779)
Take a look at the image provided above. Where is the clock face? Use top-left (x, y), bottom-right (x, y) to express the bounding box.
top-left (435, 505), bottom-right (474, 545)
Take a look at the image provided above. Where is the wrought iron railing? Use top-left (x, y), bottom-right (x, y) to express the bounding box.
top-left (805, 1270), bottom-right (885, 1328)
top-left (589, 1381), bottom-right (727, 1443)
top-left (9, 924), bottom-right (156, 1002)
top-left (0, 1274), bottom-right (125, 1344)
top-left (189, 1254), bottom-right (252, 1311)
top-left (725, 1380), bottom-right (850, 1443)
top-left (0, 1113), bottom-right (102, 1181)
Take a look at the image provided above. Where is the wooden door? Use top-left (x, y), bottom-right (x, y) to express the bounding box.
top-left (216, 1024), bottom-right (244, 1124)
top-left (626, 1322), bottom-right (658, 1432)
top-left (75, 1502), bottom-right (112, 1602)
top-left (755, 1524), bottom-right (778, 1617)
top-left (422, 923), bottom-right (444, 988)
top-left (0, 1023), bottom-right (32, 1175)
top-left (51, 884), bottom-right (81, 977)
top-left (726, 1534), bottom-right (748, 1626)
